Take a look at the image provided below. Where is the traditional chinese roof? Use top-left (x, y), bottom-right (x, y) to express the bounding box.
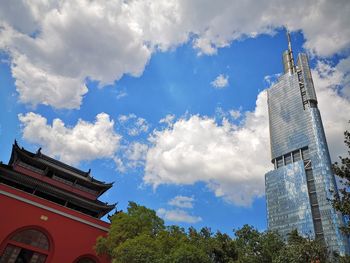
top-left (9, 141), bottom-right (113, 196)
top-left (0, 163), bottom-right (115, 218)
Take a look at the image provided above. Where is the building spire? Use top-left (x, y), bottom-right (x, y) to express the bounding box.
top-left (287, 29), bottom-right (292, 53)
top-left (282, 29), bottom-right (295, 74)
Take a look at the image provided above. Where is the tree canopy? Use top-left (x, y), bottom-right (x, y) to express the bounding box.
top-left (95, 202), bottom-right (338, 263)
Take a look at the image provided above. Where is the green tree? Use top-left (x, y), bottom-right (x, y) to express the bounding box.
top-left (96, 202), bottom-right (238, 263)
top-left (234, 225), bottom-right (284, 263)
top-left (112, 234), bottom-right (161, 263)
top-left (210, 231), bottom-right (237, 263)
top-left (169, 243), bottom-right (211, 263)
top-left (259, 231), bottom-right (285, 263)
top-left (96, 202), bottom-right (334, 262)
top-left (274, 230), bottom-right (329, 263)
top-left (188, 227), bottom-right (237, 263)
top-left (156, 225), bottom-right (188, 256)
top-left (234, 224), bottom-right (262, 263)
top-left (332, 126), bottom-right (350, 235)
top-left (95, 202), bottom-right (165, 258)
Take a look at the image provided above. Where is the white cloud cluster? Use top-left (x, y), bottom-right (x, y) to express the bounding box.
top-left (229, 110), bottom-right (241, 120)
top-left (18, 112), bottom-right (121, 164)
top-left (115, 142), bottom-right (149, 172)
top-left (118, 114), bottom-right (149, 136)
top-left (145, 91), bottom-right (270, 206)
top-left (0, 0), bottom-right (150, 109)
top-left (159, 114), bottom-right (176, 127)
top-left (311, 58), bottom-right (350, 160)
top-left (168, 195), bottom-right (194, 208)
top-left (157, 208), bottom-right (202, 224)
top-left (158, 195), bottom-right (201, 223)
top-left (1, 0), bottom-right (349, 108)
top-left (145, 57), bottom-right (350, 206)
top-left (18, 111), bottom-right (151, 170)
top-left (211, 74), bottom-right (229, 89)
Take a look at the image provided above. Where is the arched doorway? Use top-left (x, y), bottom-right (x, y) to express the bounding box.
top-left (0, 228), bottom-right (52, 263)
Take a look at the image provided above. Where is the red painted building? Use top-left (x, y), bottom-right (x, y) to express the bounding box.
top-left (0, 142), bottom-right (115, 263)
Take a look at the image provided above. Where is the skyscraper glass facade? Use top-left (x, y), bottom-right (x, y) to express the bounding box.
top-left (265, 36), bottom-right (350, 255)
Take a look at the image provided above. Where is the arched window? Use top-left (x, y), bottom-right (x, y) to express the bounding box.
top-left (0, 228), bottom-right (51, 263)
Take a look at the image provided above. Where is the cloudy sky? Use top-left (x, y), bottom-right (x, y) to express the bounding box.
top-left (0, 0), bottom-right (349, 234)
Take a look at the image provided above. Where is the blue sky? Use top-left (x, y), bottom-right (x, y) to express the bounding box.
top-left (0, 0), bottom-right (350, 235)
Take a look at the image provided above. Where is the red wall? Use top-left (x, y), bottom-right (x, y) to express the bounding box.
top-left (0, 183), bottom-right (110, 263)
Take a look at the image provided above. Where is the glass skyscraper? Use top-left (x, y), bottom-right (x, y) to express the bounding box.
top-left (265, 32), bottom-right (349, 255)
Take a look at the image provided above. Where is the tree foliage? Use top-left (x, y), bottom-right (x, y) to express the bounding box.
top-left (274, 230), bottom-right (328, 263)
top-left (332, 126), bottom-right (350, 236)
top-left (96, 202), bottom-right (237, 263)
top-left (96, 202), bottom-right (335, 263)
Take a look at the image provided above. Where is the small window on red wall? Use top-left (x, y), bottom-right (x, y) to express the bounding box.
top-left (0, 228), bottom-right (51, 263)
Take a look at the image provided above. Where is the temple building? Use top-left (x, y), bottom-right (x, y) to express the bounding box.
top-left (0, 141), bottom-right (115, 262)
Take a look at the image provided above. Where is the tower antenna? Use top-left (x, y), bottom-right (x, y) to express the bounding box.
top-left (287, 29), bottom-right (292, 53)
top-left (282, 28), bottom-right (295, 74)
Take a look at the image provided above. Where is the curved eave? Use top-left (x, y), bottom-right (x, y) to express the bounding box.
top-left (91, 180), bottom-right (114, 190)
top-left (11, 142), bottom-right (90, 177)
top-left (0, 164), bottom-right (114, 212)
top-left (10, 142), bottom-right (113, 190)
top-left (97, 182), bottom-right (115, 197)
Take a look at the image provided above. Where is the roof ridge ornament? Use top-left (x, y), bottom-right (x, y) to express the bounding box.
top-left (36, 147), bottom-right (42, 155)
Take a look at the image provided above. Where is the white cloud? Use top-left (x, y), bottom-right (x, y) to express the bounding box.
top-left (126, 142), bottom-right (149, 162)
top-left (311, 58), bottom-right (350, 161)
top-left (229, 110), bottom-right (241, 120)
top-left (115, 89), bottom-right (128, 100)
top-left (18, 111), bottom-right (151, 170)
top-left (18, 112), bottom-right (121, 165)
top-left (114, 156), bottom-right (126, 173)
top-left (159, 114), bottom-right (176, 127)
top-left (12, 54), bottom-right (88, 109)
top-left (264, 73), bottom-right (282, 87)
top-left (168, 195), bottom-right (194, 209)
top-left (0, 0), bottom-right (151, 109)
top-left (211, 74), bottom-right (229, 89)
top-left (113, 141), bottom-right (149, 172)
top-left (124, 142), bottom-right (148, 168)
top-left (118, 114), bottom-right (136, 123)
top-left (118, 114), bottom-right (149, 136)
top-left (337, 57), bottom-right (350, 99)
top-left (1, 0), bottom-right (350, 108)
top-left (157, 208), bottom-right (202, 224)
top-left (145, 91), bottom-right (270, 206)
top-left (145, 57), bottom-right (350, 206)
